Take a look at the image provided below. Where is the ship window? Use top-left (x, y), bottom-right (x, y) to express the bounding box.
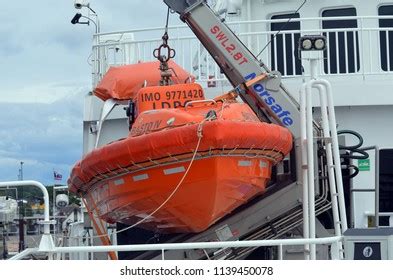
top-left (379, 5), bottom-right (393, 71)
top-left (322, 7), bottom-right (360, 74)
top-left (379, 149), bottom-right (393, 213)
top-left (270, 13), bottom-right (302, 76)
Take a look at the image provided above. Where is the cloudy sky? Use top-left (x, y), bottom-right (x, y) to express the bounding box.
top-left (0, 0), bottom-right (183, 185)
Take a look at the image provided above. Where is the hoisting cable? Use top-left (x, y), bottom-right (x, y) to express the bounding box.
top-left (256, 0), bottom-right (307, 59)
top-left (153, 7), bottom-right (176, 86)
top-left (164, 6), bottom-right (170, 35)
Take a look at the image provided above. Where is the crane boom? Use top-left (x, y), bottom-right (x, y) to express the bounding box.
top-left (163, 0), bottom-right (301, 138)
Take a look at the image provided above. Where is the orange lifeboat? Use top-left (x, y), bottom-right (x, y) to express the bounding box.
top-left (69, 75), bottom-right (293, 234)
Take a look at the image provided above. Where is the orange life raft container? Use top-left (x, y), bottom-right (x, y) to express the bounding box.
top-left (69, 82), bottom-right (293, 233)
top-left (94, 61), bottom-right (195, 101)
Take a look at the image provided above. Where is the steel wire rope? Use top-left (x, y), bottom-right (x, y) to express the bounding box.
top-left (255, 0), bottom-right (307, 59)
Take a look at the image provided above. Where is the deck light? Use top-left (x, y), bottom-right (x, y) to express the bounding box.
top-left (301, 39), bottom-right (313, 50)
top-left (299, 35), bottom-right (327, 51)
top-left (314, 38), bottom-right (326, 50)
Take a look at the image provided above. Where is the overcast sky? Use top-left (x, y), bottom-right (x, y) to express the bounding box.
top-left (0, 0), bottom-right (183, 185)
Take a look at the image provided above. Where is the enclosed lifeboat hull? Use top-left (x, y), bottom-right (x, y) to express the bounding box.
top-left (70, 110), bottom-right (292, 233)
top-left (86, 154), bottom-right (271, 233)
top-left (69, 82), bottom-right (293, 233)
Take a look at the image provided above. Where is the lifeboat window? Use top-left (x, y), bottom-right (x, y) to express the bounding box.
top-left (322, 7), bottom-right (360, 74)
top-left (270, 13), bottom-right (302, 76)
top-left (379, 5), bottom-right (393, 71)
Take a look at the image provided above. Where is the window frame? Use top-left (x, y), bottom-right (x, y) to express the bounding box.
top-left (321, 6), bottom-right (360, 74)
top-left (269, 12), bottom-right (302, 77)
top-left (378, 4), bottom-right (393, 71)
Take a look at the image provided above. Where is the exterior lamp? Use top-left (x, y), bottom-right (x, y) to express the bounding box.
top-left (299, 35), bottom-right (327, 51)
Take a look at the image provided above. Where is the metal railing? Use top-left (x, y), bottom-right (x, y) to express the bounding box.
top-left (91, 15), bottom-right (393, 87)
top-left (2, 176), bottom-right (343, 261)
top-left (10, 235), bottom-right (343, 260)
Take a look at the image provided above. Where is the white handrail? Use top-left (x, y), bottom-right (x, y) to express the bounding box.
top-left (317, 79), bottom-right (348, 233)
top-left (93, 15), bottom-right (393, 37)
top-left (10, 236), bottom-right (343, 260)
top-left (0, 181), bottom-right (56, 253)
top-left (299, 56), bottom-right (347, 259)
top-left (300, 83), bottom-right (309, 260)
top-left (91, 14), bottom-right (393, 87)
top-left (9, 248), bottom-right (39, 260)
top-left (314, 83), bottom-right (341, 240)
top-left (0, 181), bottom-right (50, 234)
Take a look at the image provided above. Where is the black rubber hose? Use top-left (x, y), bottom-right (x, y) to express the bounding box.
top-left (341, 164), bottom-right (360, 179)
top-left (336, 130), bottom-right (369, 180)
top-left (337, 130), bottom-right (363, 150)
top-left (340, 148), bottom-right (370, 160)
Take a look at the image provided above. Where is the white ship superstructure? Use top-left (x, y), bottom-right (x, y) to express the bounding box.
top-left (5, 0), bottom-right (393, 261)
top-left (83, 0), bottom-right (393, 232)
